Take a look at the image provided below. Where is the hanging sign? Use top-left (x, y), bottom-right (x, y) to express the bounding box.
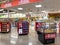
top-left (0, 0), bottom-right (41, 8)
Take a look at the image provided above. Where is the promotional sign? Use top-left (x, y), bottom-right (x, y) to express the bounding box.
top-left (45, 34), bottom-right (56, 39)
top-left (0, 0), bottom-right (41, 8)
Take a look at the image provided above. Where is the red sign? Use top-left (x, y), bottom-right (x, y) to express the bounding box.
top-left (45, 34), bottom-right (56, 39)
top-left (0, 0), bottom-right (41, 8)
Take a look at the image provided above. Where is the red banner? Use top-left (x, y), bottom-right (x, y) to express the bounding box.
top-left (0, 0), bottom-right (41, 8)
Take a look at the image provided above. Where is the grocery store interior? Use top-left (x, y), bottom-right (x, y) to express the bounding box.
top-left (0, 0), bottom-right (60, 45)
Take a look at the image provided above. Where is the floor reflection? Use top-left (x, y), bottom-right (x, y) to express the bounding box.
top-left (0, 26), bottom-right (60, 45)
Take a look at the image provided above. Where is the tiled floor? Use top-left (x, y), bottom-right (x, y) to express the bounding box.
top-left (0, 26), bottom-right (60, 45)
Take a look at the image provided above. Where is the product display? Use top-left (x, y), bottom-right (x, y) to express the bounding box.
top-left (0, 22), bottom-right (11, 32)
top-left (35, 20), bottom-right (56, 44)
top-left (17, 21), bottom-right (29, 35)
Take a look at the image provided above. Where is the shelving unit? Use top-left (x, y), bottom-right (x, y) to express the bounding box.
top-left (0, 22), bottom-right (11, 33)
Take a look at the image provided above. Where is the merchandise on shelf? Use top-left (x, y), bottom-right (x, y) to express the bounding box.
top-left (0, 22), bottom-right (11, 33)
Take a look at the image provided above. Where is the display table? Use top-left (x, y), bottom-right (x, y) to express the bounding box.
top-left (35, 21), bottom-right (57, 44)
top-left (37, 31), bottom-right (56, 44)
top-left (17, 21), bottom-right (29, 35)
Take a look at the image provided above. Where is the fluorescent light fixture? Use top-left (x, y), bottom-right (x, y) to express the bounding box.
top-left (0, 9), bottom-right (4, 11)
top-left (18, 8), bottom-right (23, 10)
top-left (41, 10), bottom-right (46, 12)
top-left (41, 10), bottom-right (50, 13)
top-left (35, 4), bottom-right (42, 8)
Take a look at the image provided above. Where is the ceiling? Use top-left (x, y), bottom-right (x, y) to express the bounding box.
top-left (1, 0), bottom-right (60, 14)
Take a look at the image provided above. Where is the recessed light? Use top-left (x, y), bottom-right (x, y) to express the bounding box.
top-left (35, 4), bottom-right (42, 8)
top-left (41, 10), bottom-right (49, 13)
top-left (18, 8), bottom-right (23, 10)
top-left (41, 10), bottom-right (46, 12)
top-left (10, 12), bottom-right (15, 13)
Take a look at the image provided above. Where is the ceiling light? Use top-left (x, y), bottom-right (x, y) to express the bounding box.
top-left (41, 10), bottom-right (48, 13)
top-left (35, 4), bottom-right (42, 8)
top-left (0, 9), bottom-right (4, 11)
top-left (18, 8), bottom-right (23, 10)
top-left (41, 10), bottom-right (46, 12)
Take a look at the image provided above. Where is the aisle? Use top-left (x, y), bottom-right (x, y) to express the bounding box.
top-left (0, 25), bottom-right (60, 45)
top-left (0, 24), bottom-right (43, 45)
